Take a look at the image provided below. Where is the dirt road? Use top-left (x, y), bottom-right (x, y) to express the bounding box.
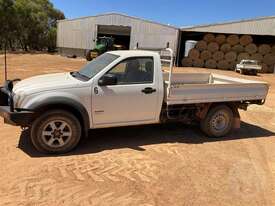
top-left (0, 53), bottom-right (275, 206)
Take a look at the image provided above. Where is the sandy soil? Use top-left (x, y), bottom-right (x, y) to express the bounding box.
top-left (0, 53), bottom-right (275, 206)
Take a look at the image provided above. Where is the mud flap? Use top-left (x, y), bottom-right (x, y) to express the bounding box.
top-left (233, 117), bottom-right (241, 129)
top-left (232, 108), bottom-right (241, 129)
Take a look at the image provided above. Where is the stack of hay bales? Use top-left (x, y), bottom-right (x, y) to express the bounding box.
top-left (181, 33), bottom-right (275, 73)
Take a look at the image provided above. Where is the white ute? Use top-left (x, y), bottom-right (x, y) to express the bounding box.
top-left (0, 49), bottom-right (269, 153)
top-left (236, 59), bottom-right (262, 75)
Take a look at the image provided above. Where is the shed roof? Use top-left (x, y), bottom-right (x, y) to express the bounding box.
top-left (57, 12), bottom-right (178, 30)
top-left (181, 16), bottom-right (275, 36)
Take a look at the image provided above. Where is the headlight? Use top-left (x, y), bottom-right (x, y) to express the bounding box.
top-left (13, 92), bottom-right (25, 108)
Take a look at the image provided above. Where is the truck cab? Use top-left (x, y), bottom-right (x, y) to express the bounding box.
top-left (88, 50), bottom-right (164, 127)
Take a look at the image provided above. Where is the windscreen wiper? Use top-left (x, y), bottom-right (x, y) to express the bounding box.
top-left (71, 72), bottom-right (89, 80)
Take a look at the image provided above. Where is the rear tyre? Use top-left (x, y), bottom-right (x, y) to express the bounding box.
top-left (31, 110), bottom-right (81, 154)
top-left (200, 105), bottom-right (233, 138)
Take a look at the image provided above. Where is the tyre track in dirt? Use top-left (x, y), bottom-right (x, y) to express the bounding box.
top-left (44, 153), bottom-right (161, 183)
top-left (0, 176), bottom-right (148, 206)
top-left (0, 151), bottom-right (161, 205)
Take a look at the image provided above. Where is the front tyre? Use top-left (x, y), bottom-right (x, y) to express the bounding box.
top-left (200, 105), bottom-right (233, 138)
top-left (31, 110), bottom-right (81, 154)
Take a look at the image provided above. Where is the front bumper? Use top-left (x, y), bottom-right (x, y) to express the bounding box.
top-left (0, 106), bottom-right (34, 126)
top-left (0, 81), bottom-right (34, 126)
top-left (237, 66), bottom-right (262, 71)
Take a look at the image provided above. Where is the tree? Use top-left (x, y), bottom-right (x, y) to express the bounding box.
top-left (0, 0), bottom-right (65, 51)
top-left (0, 0), bottom-right (17, 50)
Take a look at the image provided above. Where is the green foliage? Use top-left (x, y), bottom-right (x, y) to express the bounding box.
top-left (0, 0), bottom-right (65, 51)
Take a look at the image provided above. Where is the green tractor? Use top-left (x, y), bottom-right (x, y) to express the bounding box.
top-left (86, 37), bottom-right (125, 61)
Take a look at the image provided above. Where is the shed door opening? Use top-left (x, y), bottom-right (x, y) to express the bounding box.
top-left (97, 25), bottom-right (131, 49)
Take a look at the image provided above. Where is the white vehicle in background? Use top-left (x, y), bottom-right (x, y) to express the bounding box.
top-left (236, 59), bottom-right (262, 75)
top-left (0, 49), bottom-right (270, 154)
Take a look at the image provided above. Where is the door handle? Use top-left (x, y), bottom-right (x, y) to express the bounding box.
top-left (142, 87), bottom-right (156, 94)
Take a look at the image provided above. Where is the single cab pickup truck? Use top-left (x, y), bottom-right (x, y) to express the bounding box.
top-left (0, 49), bottom-right (269, 154)
top-left (236, 59), bottom-right (262, 75)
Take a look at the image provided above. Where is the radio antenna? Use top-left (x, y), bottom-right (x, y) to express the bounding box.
top-left (4, 40), bottom-right (7, 81)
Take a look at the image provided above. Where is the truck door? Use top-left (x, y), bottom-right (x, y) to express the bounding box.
top-left (92, 56), bottom-right (159, 126)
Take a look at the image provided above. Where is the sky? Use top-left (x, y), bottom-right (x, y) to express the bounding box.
top-left (50, 0), bottom-right (275, 27)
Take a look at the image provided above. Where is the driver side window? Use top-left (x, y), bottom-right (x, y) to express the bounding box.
top-left (108, 57), bottom-right (154, 85)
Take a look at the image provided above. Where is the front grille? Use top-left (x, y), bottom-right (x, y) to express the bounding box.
top-left (0, 80), bottom-right (16, 111)
top-left (0, 87), bottom-right (9, 106)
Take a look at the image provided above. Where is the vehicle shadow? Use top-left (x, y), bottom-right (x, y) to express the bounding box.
top-left (18, 121), bottom-right (275, 158)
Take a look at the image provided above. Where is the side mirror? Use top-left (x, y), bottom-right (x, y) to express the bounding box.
top-left (98, 74), bottom-right (117, 86)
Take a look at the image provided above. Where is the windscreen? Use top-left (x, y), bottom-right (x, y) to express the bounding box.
top-left (78, 53), bottom-right (119, 79)
top-left (242, 60), bottom-right (257, 65)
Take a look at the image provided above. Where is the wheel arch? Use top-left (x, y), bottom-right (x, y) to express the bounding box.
top-left (197, 102), bottom-right (240, 129)
top-left (30, 97), bottom-right (90, 137)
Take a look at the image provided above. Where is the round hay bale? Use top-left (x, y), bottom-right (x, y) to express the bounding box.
top-left (212, 51), bottom-right (224, 61)
top-left (225, 51), bottom-right (237, 62)
top-left (226, 35), bottom-right (239, 46)
top-left (181, 57), bottom-right (193, 67)
top-left (232, 44), bottom-right (244, 53)
top-left (220, 43), bottom-right (231, 53)
top-left (207, 42), bottom-right (219, 53)
top-left (215, 34), bottom-right (226, 45)
top-left (217, 60), bottom-right (230, 70)
top-left (263, 53), bottom-right (275, 65)
top-left (258, 44), bottom-right (271, 55)
top-left (238, 52), bottom-right (250, 62)
top-left (188, 48), bottom-right (200, 60)
top-left (203, 33), bottom-right (215, 43)
top-left (195, 40), bottom-right (207, 51)
top-left (240, 35), bottom-right (253, 46)
top-left (245, 43), bottom-right (258, 54)
top-left (205, 59), bottom-right (217, 69)
top-left (193, 58), bottom-right (204, 68)
top-left (251, 53), bottom-right (263, 62)
top-left (200, 50), bottom-right (212, 60)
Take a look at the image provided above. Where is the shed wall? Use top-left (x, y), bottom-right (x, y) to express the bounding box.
top-left (57, 14), bottom-right (179, 55)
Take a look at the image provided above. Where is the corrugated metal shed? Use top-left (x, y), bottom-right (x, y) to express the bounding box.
top-left (57, 13), bottom-right (179, 55)
top-left (181, 16), bottom-right (275, 36)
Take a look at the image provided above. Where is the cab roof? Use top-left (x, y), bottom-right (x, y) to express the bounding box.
top-left (107, 50), bottom-right (159, 58)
